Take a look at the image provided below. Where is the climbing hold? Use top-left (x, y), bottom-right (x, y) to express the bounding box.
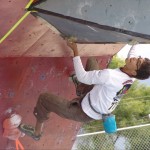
top-left (3, 114), bottom-right (25, 140)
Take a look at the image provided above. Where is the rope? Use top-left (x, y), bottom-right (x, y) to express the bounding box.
top-left (0, 0), bottom-right (34, 44)
top-left (25, 0), bottom-right (34, 9)
top-left (15, 139), bottom-right (24, 150)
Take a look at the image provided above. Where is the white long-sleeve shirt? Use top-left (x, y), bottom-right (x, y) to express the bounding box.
top-left (73, 45), bottom-right (138, 120)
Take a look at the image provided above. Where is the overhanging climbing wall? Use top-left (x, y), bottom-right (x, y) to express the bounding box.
top-left (29, 0), bottom-right (150, 43)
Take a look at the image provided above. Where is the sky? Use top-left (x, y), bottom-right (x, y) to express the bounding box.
top-left (117, 44), bottom-right (150, 86)
top-left (117, 44), bottom-right (150, 59)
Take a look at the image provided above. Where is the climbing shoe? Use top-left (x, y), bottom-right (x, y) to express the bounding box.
top-left (18, 124), bottom-right (41, 141)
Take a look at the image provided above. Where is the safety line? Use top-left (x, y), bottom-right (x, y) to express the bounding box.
top-left (16, 139), bottom-right (24, 150)
top-left (0, 11), bottom-right (31, 44)
top-left (0, 0), bottom-right (34, 44)
top-left (25, 0), bottom-right (34, 9)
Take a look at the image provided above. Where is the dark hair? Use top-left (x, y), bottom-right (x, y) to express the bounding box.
top-left (134, 58), bottom-right (150, 80)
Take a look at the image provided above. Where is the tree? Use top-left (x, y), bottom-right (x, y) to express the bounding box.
top-left (108, 55), bottom-right (125, 69)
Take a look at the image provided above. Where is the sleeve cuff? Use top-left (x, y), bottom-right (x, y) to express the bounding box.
top-left (73, 56), bottom-right (80, 61)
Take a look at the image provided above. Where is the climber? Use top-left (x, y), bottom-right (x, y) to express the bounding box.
top-left (19, 40), bottom-right (150, 140)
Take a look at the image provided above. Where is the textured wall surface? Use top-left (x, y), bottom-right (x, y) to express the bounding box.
top-left (0, 0), bottom-right (124, 149)
top-left (0, 0), bottom-right (124, 56)
top-left (31, 0), bottom-right (150, 43)
top-left (0, 56), bottom-right (110, 149)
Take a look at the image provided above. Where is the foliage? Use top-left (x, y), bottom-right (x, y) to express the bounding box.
top-left (108, 55), bottom-right (125, 69)
top-left (114, 80), bottom-right (150, 128)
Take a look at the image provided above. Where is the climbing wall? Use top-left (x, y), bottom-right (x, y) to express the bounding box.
top-left (0, 56), bottom-right (111, 149)
top-left (0, 0), bottom-right (124, 149)
top-left (30, 0), bottom-right (150, 43)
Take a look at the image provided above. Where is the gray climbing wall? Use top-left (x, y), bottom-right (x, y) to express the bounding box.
top-left (30, 0), bottom-right (150, 43)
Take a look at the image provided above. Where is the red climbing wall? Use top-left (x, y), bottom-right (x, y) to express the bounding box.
top-left (0, 56), bottom-right (111, 150)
